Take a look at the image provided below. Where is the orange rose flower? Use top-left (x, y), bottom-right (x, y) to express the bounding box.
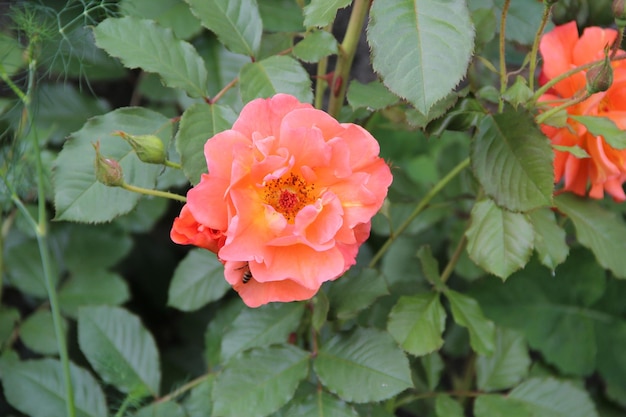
top-left (539, 21), bottom-right (626, 201)
top-left (171, 94), bottom-right (392, 307)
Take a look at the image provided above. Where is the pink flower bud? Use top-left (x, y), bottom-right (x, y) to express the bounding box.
top-left (586, 48), bottom-right (614, 94)
top-left (93, 141), bottom-right (124, 187)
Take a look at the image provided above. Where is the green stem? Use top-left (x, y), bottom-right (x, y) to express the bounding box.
top-left (0, 65), bottom-right (28, 104)
top-left (497, 0), bottom-right (511, 113)
top-left (164, 160), bottom-right (182, 170)
top-left (113, 394), bottom-right (137, 417)
top-left (440, 234), bottom-right (467, 284)
top-left (155, 374), bottom-right (211, 404)
top-left (315, 54), bottom-right (330, 109)
top-left (327, 0), bottom-right (370, 117)
top-left (535, 91), bottom-right (591, 125)
top-left (530, 55), bottom-right (626, 104)
top-left (121, 182), bottom-right (187, 202)
top-left (23, 52), bottom-right (76, 417)
top-left (368, 157), bottom-right (471, 268)
top-left (528, 3), bottom-right (552, 91)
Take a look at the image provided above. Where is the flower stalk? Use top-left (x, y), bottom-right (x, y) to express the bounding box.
top-left (327, 0), bottom-right (370, 117)
top-left (528, 2), bottom-right (553, 91)
top-left (368, 157), bottom-right (471, 268)
top-left (498, 0), bottom-right (511, 112)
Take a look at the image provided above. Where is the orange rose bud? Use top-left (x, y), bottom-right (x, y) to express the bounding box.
top-left (93, 141), bottom-right (124, 187)
top-left (614, 0), bottom-right (626, 28)
top-left (586, 48), bottom-right (613, 94)
top-left (114, 131), bottom-right (166, 164)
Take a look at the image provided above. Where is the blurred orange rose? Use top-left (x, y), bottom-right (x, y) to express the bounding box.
top-left (171, 94), bottom-right (392, 307)
top-left (539, 21), bottom-right (626, 201)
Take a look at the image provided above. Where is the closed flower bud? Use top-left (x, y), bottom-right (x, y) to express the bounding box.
top-left (614, 0), bottom-right (626, 28)
top-left (586, 50), bottom-right (613, 94)
top-left (114, 131), bottom-right (166, 164)
top-left (93, 142), bottom-right (124, 187)
top-left (544, 0), bottom-right (559, 5)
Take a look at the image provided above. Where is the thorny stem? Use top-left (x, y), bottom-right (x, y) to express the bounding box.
top-left (210, 77), bottom-right (239, 104)
top-left (611, 27), bottom-right (625, 58)
top-left (528, 3), bottom-right (553, 91)
top-left (497, 0), bottom-right (511, 113)
top-left (368, 157), bottom-right (471, 268)
top-left (327, 0), bottom-right (370, 117)
top-left (535, 91), bottom-right (591, 125)
top-left (121, 182), bottom-right (187, 203)
top-left (395, 389), bottom-right (483, 408)
top-left (155, 374), bottom-right (211, 404)
top-left (314, 25), bottom-right (332, 110)
top-left (440, 234), bottom-right (467, 284)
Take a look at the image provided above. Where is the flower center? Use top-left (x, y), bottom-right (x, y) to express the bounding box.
top-left (264, 172), bottom-right (316, 222)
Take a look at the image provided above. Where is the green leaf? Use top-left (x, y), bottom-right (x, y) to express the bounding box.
top-left (204, 299), bottom-right (245, 368)
top-left (58, 271), bottom-right (130, 318)
top-left (282, 389), bottom-right (359, 417)
top-left (34, 83), bottom-right (109, 144)
top-left (327, 268), bottom-right (389, 320)
top-left (368, 0), bottom-right (474, 114)
top-left (471, 109), bottom-right (554, 211)
top-left (476, 328), bottom-right (530, 391)
top-left (0, 307), bottom-right (19, 349)
top-left (347, 80), bottom-right (399, 111)
top-left (119, 0), bottom-right (202, 40)
top-left (1, 358), bottom-right (107, 417)
top-left (528, 208), bottom-right (569, 272)
top-left (445, 289), bottom-right (495, 355)
top-left (387, 293), bottom-right (446, 356)
top-left (416, 245), bottom-right (444, 290)
top-left (474, 394), bottom-right (534, 417)
top-left (183, 376), bottom-right (214, 417)
top-left (239, 55), bottom-right (313, 104)
top-left (303, 0), bottom-right (351, 27)
top-left (221, 303), bottom-right (305, 361)
top-left (78, 306), bottom-right (161, 397)
top-left (54, 107), bottom-right (172, 223)
top-left (314, 327), bottom-right (413, 403)
top-left (555, 193), bottom-right (626, 279)
top-left (133, 402), bottom-right (187, 417)
top-left (552, 144), bottom-right (590, 158)
top-left (570, 115), bottom-right (626, 150)
top-left (465, 199), bottom-right (534, 279)
top-left (311, 291), bottom-right (330, 331)
top-left (435, 395), bottom-right (464, 417)
top-left (20, 310), bottom-right (67, 356)
top-left (4, 238), bottom-right (59, 298)
top-left (93, 16), bottom-right (208, 98)
top-left (293, 31), bottom-right (338, 63)
top-left (471, 252), bottom-right (607, 376)
top-left (510, 377), bottom-right (598, 417)
top-left (63, 223), bottom-right (133, 273)
top-left (185, 0), bottom-right (262, 57)
top-left (167, 249), bottom-right (230, 311)
top-left (114, 196), bottom-right (169, 233)
top-left (259, 0), bottom-right (304, 32)
top-left (175, 103), bottom-right (237, 185)
top-left (212, 344), bottom-right (309, 417)
top-left (420, 352), bottom-right (444, 391)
